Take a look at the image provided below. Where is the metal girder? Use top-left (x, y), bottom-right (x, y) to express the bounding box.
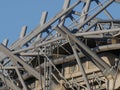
top-left (15, 67), bottom-right (28, 90)
top-left (115, 0), bottom-right (120, 3)
top-left (78, 0), bottom-right (114, 30)
top-left (79, 0), bottom-right (91, 23)
top-left (40, 11), bottom-right (48, 26)
top-left (83, 19), bottom-right (120, 32)
top-left (0, 44), bottom-right (58, 90)
top-left (40, 43), bottom-right (120, 68)
top-left (44, 54), bottom-right (75, 90)
top-left (95, 0), bottom-right (113, 20)
top-left (68, 38), bottom-right (92, 90)
top-left (0, 72), bottom-right (21, 90)
top-left (0, 0), bottom-right (120, 90)
top-left (0, 0), bottom-right (81, 66)
top-left (0, 44), bottom-right (41, 80)
top-left (20, 26), bottom-right (27, 39)
top-left (75, 28), bottom-right (120, 36)
top-left (2, 39), bottom-right (9, 46)
top-left (10, 0), bottom-right (81, 50)
top-left (55, 25), bottom-right (116, 76)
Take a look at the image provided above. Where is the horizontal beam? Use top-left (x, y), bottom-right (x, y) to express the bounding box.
top-left (0, 44), bottom-right (58, 89)
top-left (0, 44), bottom-right (41, 80)
top-left (75, 28), bottom-right (120, 36)
top-left (40, 43), bottom-right (120, 69)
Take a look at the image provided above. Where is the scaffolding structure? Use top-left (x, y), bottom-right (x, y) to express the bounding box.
top-left (0, 0), bottom-right (120, 90)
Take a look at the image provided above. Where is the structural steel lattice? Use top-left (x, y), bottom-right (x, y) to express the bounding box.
top-left (0, 0), bottom-right (120, 90)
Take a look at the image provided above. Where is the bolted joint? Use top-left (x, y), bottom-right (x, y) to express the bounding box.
top-left (103, 66), bottom-right (117, 79)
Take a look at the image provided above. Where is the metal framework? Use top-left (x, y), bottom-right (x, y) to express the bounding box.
top-left (0, 0), bottom-right (120, 90)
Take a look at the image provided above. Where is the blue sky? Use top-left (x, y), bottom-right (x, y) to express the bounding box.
top-left (0, 0), bottom-right (64, 45)
top-left (0, 0), bottom-right (120, 46)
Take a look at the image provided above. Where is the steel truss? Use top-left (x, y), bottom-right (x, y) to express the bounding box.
top-left (0, 0), bottom-right (120, 90)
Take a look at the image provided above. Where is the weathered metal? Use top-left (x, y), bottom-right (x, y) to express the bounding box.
top-left (0, 0), bottom-right (120, 90)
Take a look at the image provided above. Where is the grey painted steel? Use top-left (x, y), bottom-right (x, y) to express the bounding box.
top-left (0, 72), bottom-right (21, 90)
top-left (2, 39), bottom-right (8, 46)
top-left (54, 25), bottom-right (106, 77)
top-left (79, 0), bottom-right (91, 24)
top-left (12, 24), bottom-right (120, 54)
top-left (0, 0), bottom-right (78, 62)
top-left (95, 0), bottom-right (113, 20)
top-left (0, 44), bottom-right (41, 80)
top-left (62, 0), bottom-right (70, 9)
top-left (84, 19), bottom-right (120, 32)
top-left (78, 0), bottom-right (114, 30)
top-left (44, 54), bottom-right (75, 90)
top-left (20, 26), bottom-right (27, 39)
top-left (0, 44), bottom-right (58, 90)
top-left (60, 0), bottom-right (71, 25)
top-left (40, 43), bottom-right (120, 68)
top-left (15, 67), bottom-right (28, 90)
top-left (58, 25), bottom-right (115, 76)
top-left (0, 0), bottom-right (120, 89)
top-left (10, 0), bottom-right (81, 50)
top-left (13, 37), bottom-right (63, 54)
top-left (40, 11), bottom-right (48, 26)
top-left (76, 28), bottom-right (120, 36)
top-left (69, 39), bottom-right (92, 90)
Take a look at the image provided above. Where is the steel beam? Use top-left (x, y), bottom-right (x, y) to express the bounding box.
top-left (78, 0), bottom-right (114, 30)
top-left (20, 26), bottom-right (27, 39)
top-left (40, 11), bottom-right (48, 26)
top-left (15, 67), bottom-right (28, 90)
top-left (95, 0), bottom-right (113, 19)
top-left (75, 28), bottom-right (120, 36)
top-left (69, 38), bottom-right (92, 90)
top-left (2, 39), bottom-right (9, 46)
top-left (44, 54), bottom-right (75, 90)
top-left (0, 0), bottom-right (80, 65)
top-left (56, 25), bottom-right (116, 76)
top-left (0, 44), bottom-right (41, 80)
top-left (80, 0), bottom-right (91, 23)
top-left (10, 0), bottom-right (81, 50)
top-left (0, 44), bottom-right (58, 90)
top-left (0, 72), bottom-right (21, 90)
top-left (40, 43), bottom-right (120, 68)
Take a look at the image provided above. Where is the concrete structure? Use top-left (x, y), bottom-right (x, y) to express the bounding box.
top-left (0, 0), bottom-right (120, 90)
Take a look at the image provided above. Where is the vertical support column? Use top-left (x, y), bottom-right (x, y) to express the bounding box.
top-left (15, 67), bottom-right (28, 90)
top-left (68, 38), bottom-right (91, 90)
top-left (80, 0), bottom-right (91, 23)
top-left (20, 26), bottom-right (27, 39)
top-left (59, 25), bottom-right (116, 76)
top-left (48, 62), bottom-right (52, 90)
top-left (2, 39), bottom-right (9, 46)
top-left (44, 58), bottom-right (48, 90)
top-left (54, 26), bottom-right (103, 72)
top-left (40, 11), bottom-right (48, 26)
top-left (108, 78), bottom-right (114, 90)
top-left (44, 55), bottom-right (75, 90)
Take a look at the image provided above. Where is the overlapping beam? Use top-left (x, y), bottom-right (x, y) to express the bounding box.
top-left (0, 0), bottom-right (120, 90)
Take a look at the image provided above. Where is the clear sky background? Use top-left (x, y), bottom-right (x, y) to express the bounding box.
top-left (0, 0), bottom-right (120, 46)
top-left (0, 0), bottom-right (64, 45)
